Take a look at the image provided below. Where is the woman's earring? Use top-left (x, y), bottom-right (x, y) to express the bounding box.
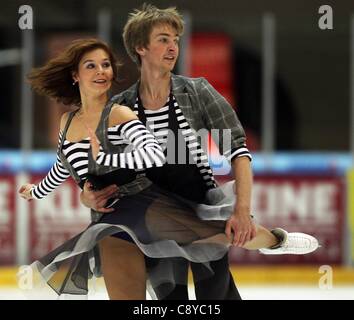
top-left (72, 80), bottom-right (77, 86)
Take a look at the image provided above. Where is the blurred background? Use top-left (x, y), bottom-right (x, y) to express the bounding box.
top-left (0, 0), bottom-right (354, 299)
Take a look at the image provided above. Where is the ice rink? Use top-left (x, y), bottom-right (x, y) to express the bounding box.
top-left (0, 285), bottom-right (353, 300)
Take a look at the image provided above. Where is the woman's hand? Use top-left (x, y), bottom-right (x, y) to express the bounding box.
top-left (87, 127), bottom-right (101, 160)
top-left (18, 183), bottom-right (35, 201)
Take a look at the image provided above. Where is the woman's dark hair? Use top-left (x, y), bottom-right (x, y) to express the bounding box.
top-left (28, 38), bottom-right (120, 106)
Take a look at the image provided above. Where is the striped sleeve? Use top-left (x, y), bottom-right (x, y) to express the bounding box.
top-left (31, 132), bottom-right (70, 199)
top-left (224, 145), bottom-right (252, 163)
top-left (96, 119), bottom-right (166, 169)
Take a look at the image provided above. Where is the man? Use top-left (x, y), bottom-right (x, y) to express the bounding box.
top-left (81, 4), bottom-right (318, 299)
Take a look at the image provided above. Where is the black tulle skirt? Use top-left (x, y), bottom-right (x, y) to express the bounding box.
top-left (28, 181), bottom-right (237, 299)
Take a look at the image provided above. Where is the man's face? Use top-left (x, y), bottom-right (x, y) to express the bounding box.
top-left (139, 24), bottom-right (179, 72)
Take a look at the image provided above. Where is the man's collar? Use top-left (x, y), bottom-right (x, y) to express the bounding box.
top-left (119, 73), bottom-right (188, 105)
top-left (171, 73), bottom-right (188, 94)
top-left (120, 82), bottom-right (139, 105)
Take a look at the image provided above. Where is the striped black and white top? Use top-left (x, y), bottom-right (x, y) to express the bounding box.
top-left (133, 95), bottom-right (252, 189)
top-left (31, 119), bottom-right (165, 199)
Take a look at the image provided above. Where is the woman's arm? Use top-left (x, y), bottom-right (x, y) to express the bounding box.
top-left (19, 143), bottom-right (70, 200)
top-left (31, 155), bottom-right (70, 199)
top-left (19, 114), bottom-right (71, 200)
top-left (91, 105), bottom-right (166, 169)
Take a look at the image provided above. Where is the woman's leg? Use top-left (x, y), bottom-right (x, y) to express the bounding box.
top-left (196, 223), bottom-right (317, 254)
top-left (242, 225), bottom-right (278, 250)
top-left (194, 224), bottom-right (279, 250)
top-left (99, 236), bottom-right (146, 300)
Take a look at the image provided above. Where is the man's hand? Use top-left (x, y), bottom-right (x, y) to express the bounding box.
top-left (225, 208), bottom-right (257, 247)
top-left (80, 181), bottom-right (119, 213)
top-left (227, 157), bottom-right (255, 247)
top-left (87, 127), bottom-right (100, 160)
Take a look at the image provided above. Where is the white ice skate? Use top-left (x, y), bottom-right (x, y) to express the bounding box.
top-left (259, 228), bottom-right (320, 255)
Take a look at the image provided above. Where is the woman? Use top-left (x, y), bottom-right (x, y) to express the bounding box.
top-left (19, 38), bottom-right (234, 300)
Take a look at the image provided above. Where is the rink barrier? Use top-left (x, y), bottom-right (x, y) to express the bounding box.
top-left (1, 266), bottom-right (354, 287)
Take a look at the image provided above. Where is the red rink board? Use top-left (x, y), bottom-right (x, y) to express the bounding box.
top-left (0, 174), bottom-right (346, 265)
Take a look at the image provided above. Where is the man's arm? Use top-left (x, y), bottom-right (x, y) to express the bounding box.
top-left (198, 78), bottom-right (255, 246)
top-left (199, 77), bottom-right (247, 156)
top-left (225, 157), bottom-right (257, 246)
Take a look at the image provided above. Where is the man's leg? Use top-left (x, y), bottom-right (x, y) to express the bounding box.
top-left (159, 284), bottom-right (189, 300)
top-left (191, 253), bottom-right (241, 300)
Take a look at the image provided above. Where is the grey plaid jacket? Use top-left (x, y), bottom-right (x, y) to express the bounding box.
top-left (110, 73), bottom-right (247, 156)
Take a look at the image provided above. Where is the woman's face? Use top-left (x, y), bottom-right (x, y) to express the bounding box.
top-left (73, 48), bottom-right (114, 98)
top-left (138, 24), bottom-right (179, 72)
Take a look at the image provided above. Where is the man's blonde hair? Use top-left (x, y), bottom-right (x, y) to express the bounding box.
top-left (123, 3), bottom-right (184, 66)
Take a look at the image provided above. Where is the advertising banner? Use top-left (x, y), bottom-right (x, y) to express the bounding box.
top-left (28, 175), bottom-right (90, 261)
top-left (348, 169), bottom-right (354, 264)
top-left (0, 175), bottom-right (16, 264)
top-left (0, 172), bottom-right (347, 265)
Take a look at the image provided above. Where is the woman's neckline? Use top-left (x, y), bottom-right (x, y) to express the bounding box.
top-left (62, 124), bottom-right (119, 144)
